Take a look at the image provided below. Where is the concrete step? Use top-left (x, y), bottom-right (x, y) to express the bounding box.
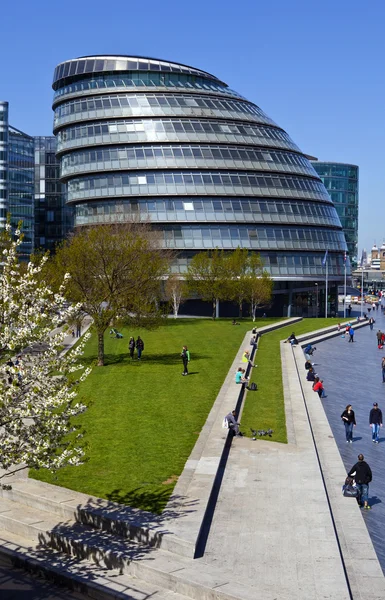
top-left (0, 479), bottom-right (192, 557)
top-left (0, 529), bottom-right (191, 600)
top-left (0, 495), bottom-right (283, 600)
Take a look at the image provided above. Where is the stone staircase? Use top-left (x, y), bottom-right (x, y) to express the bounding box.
top-left (0, 479), bottom-right (281, 600)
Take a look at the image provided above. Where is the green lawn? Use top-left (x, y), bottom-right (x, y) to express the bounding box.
top-left (31, 317), bottom-right (279, 513)
top-left (241, 318), bottom-right (338, 442)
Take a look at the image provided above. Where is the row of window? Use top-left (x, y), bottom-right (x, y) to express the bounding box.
top-left (312, 163), bottom-right (358, 180)
top-left (67, 170), bottom-right (328, 197)
top-left (54, 72), bottom-right (239, 100)
top-left (320, 178), bottom-right (358, 193)
top-left (54, 94), bottom-right (271, 124)
top-left (54, 58), bottom-right (220, 86)
top-left (57, 118), bottom-right (296, 150)
top-left (61, 144), bottom-right (313, 173)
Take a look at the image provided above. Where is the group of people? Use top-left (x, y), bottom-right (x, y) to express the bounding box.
top-left (128, 336), bottom-right (144, 360)
top-left (340, 402), bottom-right (382, 444)
top-left (304, 343), bottom-right (327, 399)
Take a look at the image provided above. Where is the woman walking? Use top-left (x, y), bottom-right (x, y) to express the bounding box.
top-left (181, 345), bottom-right (190, 375)
top-left (341, 404), bottom-right (356, 443)
top-left (136, 336), bottom-right (144, 360)
top-left (128, 337), bottom-right (135, 360)
top-left (382, 357), bottom-right (385, 383)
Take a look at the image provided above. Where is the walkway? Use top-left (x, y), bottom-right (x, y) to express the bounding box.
top-left (315, 322), bottom-right (385, 572)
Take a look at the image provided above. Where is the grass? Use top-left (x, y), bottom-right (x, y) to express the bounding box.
top-left (241, 318), bottom-right (338, 442)
top-left (30, 317), bottom-right (280, 513)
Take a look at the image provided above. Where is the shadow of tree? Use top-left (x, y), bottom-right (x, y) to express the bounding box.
top-left (80, 352), bottom-right (209, 367)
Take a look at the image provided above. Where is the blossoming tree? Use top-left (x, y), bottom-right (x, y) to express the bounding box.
top-left (0, 224), bottom-right (91, 481)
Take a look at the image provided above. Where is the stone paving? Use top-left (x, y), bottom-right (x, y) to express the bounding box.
top-left (312, 319), bottom-right (385, 573)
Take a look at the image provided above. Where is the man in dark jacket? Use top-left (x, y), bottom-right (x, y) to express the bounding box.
top-left (348, 454), bottom-right (372, 509)
top-left (369, 402), bottom-right (383, 443)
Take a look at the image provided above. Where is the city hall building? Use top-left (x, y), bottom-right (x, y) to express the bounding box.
top-left (52, 55), bottom-right (348, 316)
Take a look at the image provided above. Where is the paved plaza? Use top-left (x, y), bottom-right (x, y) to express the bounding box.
top-left (315, 319), bottom-right (385, 571)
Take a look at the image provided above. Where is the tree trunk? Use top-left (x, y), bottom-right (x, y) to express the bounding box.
top-left (97, 331), bottom-right (105, 366)
top-left (239, 301), bottom-right (243, 319)
top-left (212, 299), bottom-right (216, 319)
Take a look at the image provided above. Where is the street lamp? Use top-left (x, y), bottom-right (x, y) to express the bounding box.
top-left (315, 283), bottom-right (318, 317)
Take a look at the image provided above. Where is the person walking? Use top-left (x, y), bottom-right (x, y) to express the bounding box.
top-left (347, 304), bottom-right (352, 317)
top-left (369, 317), bottom-right (375, 331)
top-left (369, 402), bottom-right (383, 443)
top-left (382, 357), bottom-right (385, 383)
top-left (136, 336), bottom-right (144, 360)
top-left (348, 326), bottom-right (355, 342)
top-left (128, 337), bottom-right (135, 360)
top-left (181, 345), bottom-right (190, 375)
top-left (348, 454), bottom-right (372, 509)
top-left (341, 404), bottom-right (356, 443)
top-left (376, 330), bottom-right (383, 347)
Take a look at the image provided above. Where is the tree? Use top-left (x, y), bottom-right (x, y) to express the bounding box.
top-left (186, 249), bottom-right (229, 319)
top-left (244, 254), bottom-right (273, 321)
top-left (51, 223), bottom-right (171, 366)
top-left (164, 274), bottom-right (187, 318)
top-left (227, 247), bottom-right (249, 317)
top-left (0, 224), bottom-right (90, 479)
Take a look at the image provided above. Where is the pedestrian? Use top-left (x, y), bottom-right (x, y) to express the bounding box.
top-left (369, 402), bottom-right (383, 443)
top-left (128, 337), bottom-right (135, 359)
top-left (337, 323), bottom-right (341, 332)
top-left (382, 357), bottom-right (385, 383)
top-left (225, 410), bottom-right (242, 436)
top-left (341, 404), bottom-right (356, 443)
top-left (348, 454), bottom-right (372, 509)
top-left (76, 321), bottom-right (81, 338)
top-left (373, 303), bottom-right (376, 312)
top-left (136, 336), bottom-right (144, 360)
top-left (376, 330), bottom-right (383, 347)
top-left (377, 303), bottom-right (379, 311)
top-left (347, 304), bottom-right (352, 317)
top-left (369, 317), bottom-right (374, 331)
top-left (368, 306), bottom-right (371, 314)
top-left (181, 345), bottom-right (190, 375)
top-left (348, 326), bottom-right (355, 342)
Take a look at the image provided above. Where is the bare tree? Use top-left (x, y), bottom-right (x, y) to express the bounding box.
top-left (186, 249), bottom-right (229, 319)
top-left (164, 274), bottom-right (187, 318)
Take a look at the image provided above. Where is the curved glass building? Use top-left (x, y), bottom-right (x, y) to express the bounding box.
top-left (52, 55), bottom-right (348, 315)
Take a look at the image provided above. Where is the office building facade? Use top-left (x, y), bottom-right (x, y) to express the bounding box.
top-left (34, 136), bottom-right (72, 253)
top-left (0, 101), bottom-right (35, 258)
top-left (311, 161), bottom-right (358, 270)
top-left (52, 56), bottom-right (348, 315)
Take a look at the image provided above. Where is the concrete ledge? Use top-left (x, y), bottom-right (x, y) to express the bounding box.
top-left (291, 327), bottom-right (385, 599)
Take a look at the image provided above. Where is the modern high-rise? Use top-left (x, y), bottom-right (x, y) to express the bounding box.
top-left (52, 55), bottom-right (348, 315)
top-left (311, 161), bottom-right (359, 270)
top-left (34, 136), bottom-right (72, 253)
top-left (0, 101), bottom-right (35, 258)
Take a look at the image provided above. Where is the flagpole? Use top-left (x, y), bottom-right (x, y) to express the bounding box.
top-left (361, 264), bottom-right (364, 319)
top-left (343, 255), bottom-right (347, 319)
top-left (325, 255), bottom-right (328, 318)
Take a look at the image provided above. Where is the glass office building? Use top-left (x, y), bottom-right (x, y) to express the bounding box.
top-left (0, 99), bottom-right (35, 258)
top-left (311, 161), bottom-right (358, 270)
top-left (34, 136), bottom-right (72, 253)
top-left (52, 56), bottom-right (348, 315)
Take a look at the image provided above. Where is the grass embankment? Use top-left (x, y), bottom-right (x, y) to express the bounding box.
top-left (31, 318), bottom-right (279, 513)
top-left (241, 318), bottom-right (338, 442)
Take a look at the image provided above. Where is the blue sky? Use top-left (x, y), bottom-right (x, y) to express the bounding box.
top-left (1, 0), bottom-right (383, 253)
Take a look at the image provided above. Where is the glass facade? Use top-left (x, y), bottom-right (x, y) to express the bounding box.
top-left (52, 55), bottom-right (348, 286)
top-left (0, 102), bottom-right (8, 229)
top-left (34, 136), bottom-right (72, 253)
top-left (311, 161), bottom-right (358, 269)
top-left (8, 125), bottom-right (35, 258)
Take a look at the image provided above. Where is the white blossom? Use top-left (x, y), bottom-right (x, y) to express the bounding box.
top-left (0, 228), bottom-right (90, 477)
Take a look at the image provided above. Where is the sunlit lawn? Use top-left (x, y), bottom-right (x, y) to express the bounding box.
top-left (241, 318), bottom-right (338, 442)
top-left (31, 317), bottom-right (279, 513)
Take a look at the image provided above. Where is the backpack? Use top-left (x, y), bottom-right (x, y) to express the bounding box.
top-left (249, 382), bottom-right (258, 391)
top-left (222, 417), bottom-right (229, 429)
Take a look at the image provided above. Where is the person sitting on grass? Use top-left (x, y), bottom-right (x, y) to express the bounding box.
top-left (232, 319), bottom-right (240, 325)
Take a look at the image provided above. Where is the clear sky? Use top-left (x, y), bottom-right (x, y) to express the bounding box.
top-left (1, 0), bottom-right (383, 253)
